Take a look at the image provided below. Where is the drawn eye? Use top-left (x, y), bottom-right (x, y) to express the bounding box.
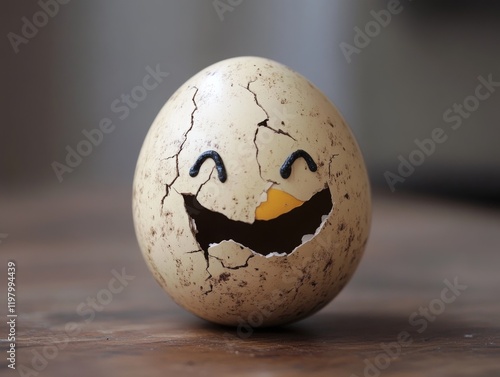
top-left (189, 150), bottom-right (227, 182)
top-left (280, 150), bottom-right (318, 179)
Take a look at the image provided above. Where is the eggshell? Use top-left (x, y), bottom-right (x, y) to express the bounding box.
top-left (133, 56), bottom-right (371, 327)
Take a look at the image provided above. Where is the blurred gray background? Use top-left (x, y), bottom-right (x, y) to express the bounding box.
top-left (2, 0), bottom-right (500, 203)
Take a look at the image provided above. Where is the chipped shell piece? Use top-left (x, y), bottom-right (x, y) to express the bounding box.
top-left (133, 56), bottom-right (371, 327)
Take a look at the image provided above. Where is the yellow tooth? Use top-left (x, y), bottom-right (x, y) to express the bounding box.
top-left (255, 188), bottom-right (304, 221)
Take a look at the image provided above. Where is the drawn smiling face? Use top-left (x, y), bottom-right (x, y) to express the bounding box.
top-left (133, 56), bottom-right (371, 327)
top-left (183, 149), bottom-right (333, 256)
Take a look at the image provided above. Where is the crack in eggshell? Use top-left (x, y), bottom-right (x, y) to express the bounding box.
top-left (201, 201), bottom-right (334, 259)
top-left (164, 87), bottom-right (199, 194)
top-left (243, 79), bottom-right (270, 119)
top-left (171, 76), bottom-right (332, 224)
top-left (246, 67), bottom-right (340, 204)
top-left (258, 119), bottom-right (297, 141)
top-left (173, 82), bottom-right (269, 224)
top-left (252, 127), bottom-right (263, 181)
top-left (207, 241), bottom-right (255, 269)
top-left (194, 167), bottom-right (215, 199)
top-left (253, 125), bottom-right (326, 203)
top-left (133, 57), bottom-right (372, 326)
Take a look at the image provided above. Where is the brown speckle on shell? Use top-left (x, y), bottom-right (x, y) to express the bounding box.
top-left (132, 56), bottom-right (371, 327)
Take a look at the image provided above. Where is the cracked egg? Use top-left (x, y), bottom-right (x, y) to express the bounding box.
top-left (133, 56), bottom-right (371, 327)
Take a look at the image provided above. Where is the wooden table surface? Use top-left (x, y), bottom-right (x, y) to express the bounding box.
top-left (1, 186), bottom-right (499, 377)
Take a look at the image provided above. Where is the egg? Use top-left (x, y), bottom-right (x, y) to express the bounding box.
top-left (133, 56), bottom-right (371, 327)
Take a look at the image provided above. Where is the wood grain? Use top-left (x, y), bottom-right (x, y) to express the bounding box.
top-left (1, 187), bottom-right (499, 377)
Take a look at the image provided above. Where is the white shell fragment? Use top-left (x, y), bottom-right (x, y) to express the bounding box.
top-left (133, 56), bottom-right (371, 327)
top-left (301, 234), bottom-right (314, 244)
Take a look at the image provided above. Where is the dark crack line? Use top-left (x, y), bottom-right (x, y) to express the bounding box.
top-left (177, 85), bottom-right (199, 156)
top-left (209, 253), bottom-right (255, 270)
top-left (258, 119), bottom-right (296, 141)
top-left (186, 167), bottom-right (214, 248)
top-left (194, 167), bottom-right (215, 199)
top-left (183, 249), bottom-right (213, 295)
top-left (186, 249), bottom-right (203, 254)
top-left (253, 128), bottom-right (263, 179)
top-left (245, 81), bottom-right (295, 142)
top-left (202, 252), bottom-right (213, 295)
top-left (243, 80), bottom-right (271, 181)
top-left (160, 155), bottom-right (177, 162)
top-left (171, 86), bottom-right (199, 184)
top-left (197, 244), bottom-right (214, 296)
top-left (243, 79), bottom-right (270, 119)
top-left (161, 86), bottom-right (199, 209)
top-left (160, 154), bottom-right (180, 211)
top-left (204, 251), bottom-right (212, 278)
top-left (181, 163), bottom-right (215, 295)
top-left (203, 284), bottom-right (213, 295)
top-left (184, 249), bottom-right (213, 295)
top-left (160, 184), bottom-right (169, 209)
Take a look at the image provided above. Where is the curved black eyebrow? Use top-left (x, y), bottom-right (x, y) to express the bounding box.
top-left (280, 149), bottom-right (318, 179)
top-left (189, 150), bottom-right (227, 182)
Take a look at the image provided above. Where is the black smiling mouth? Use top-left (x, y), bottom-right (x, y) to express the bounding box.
top-left (182, 187), bottom-right (333, 256)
